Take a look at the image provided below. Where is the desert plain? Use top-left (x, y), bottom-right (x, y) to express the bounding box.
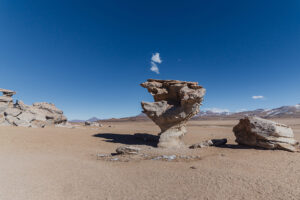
top-left (0, 118), bottom-right (300, 200)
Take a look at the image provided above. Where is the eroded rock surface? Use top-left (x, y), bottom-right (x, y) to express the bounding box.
top-left (233, 117), bottom-right (299, 152)
top-left (141, 79), bottom-right (206, 148)
top-left (85, 121), bottom-right (102, 127)
top-left (0, 88), bottom-right (67, 128)
top-left (190, 138), bottom-right (227, 149)
top-left (116, 146), bottom-right (141, 155)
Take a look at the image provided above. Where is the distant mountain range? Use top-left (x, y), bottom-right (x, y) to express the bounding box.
top-left (69, 117), bottom-right (101, 123)
top-left (194, 104), bottom-right (300, 119)
top-left (96, 104), bottom-right (300, 122)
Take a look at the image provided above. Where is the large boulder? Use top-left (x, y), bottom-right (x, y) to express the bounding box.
top-left (141, 79), bottom-right (206, 148)
top-left (4, 107), bottom-right (22, 117)
top-left (0, 102), bottom-right (9, 113)
top-left (32, 102), bottom-right (64, 114)
top-left (32, 102), bottom-right (67, 124)
top-left (233, 117), bottom-right (299, 152)
top-left (0, 96), bottom-right (13, 103)
top-left (17, 111), bottom-right (36, 123)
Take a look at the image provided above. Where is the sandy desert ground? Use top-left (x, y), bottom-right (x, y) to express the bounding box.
top-left (0, 118), bottom-right (300, 200)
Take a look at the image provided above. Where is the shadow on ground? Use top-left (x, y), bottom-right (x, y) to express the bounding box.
top-left (216, 144), bottom-right (267, 150)
top-left (93, 133), bottom-right (159, 147)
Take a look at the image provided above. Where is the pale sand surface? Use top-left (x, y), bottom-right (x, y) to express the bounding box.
top-left (0, 119), bottom-right (300, 200)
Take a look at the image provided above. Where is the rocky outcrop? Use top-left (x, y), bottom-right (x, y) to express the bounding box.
top-left (0, 89), bottom-right (67, 128)
top-left (141, 79), bottom-right (206, 148)
top-left (233, 117), bottom-right (299, 152)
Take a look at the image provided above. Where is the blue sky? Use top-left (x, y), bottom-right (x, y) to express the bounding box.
top-left (0, 0), bottom-right (299, 119)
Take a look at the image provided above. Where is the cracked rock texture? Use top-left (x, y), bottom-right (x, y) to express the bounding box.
top-left (233, 116), bottom-right (299, 152)
top-left (0, 88), bottom-right (67, 128)
top-left (140, 79), bottom-right (206, 148)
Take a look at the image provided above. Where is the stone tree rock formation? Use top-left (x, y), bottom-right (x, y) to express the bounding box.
top-left (140, 79), bottom-right (206, 148)
top-left (233, 116), bottom-right (299, 152)
top-left (0, 88), bottom-right (67, 128)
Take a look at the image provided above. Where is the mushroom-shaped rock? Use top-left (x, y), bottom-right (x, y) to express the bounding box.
top-left (141, 79), bottom-right (206, 148)
top-left (0, 88), bottom-right (16, 97)
top-left (233, 117), bottom-right (299, 152)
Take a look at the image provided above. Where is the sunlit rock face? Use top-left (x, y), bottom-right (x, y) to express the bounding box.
top-left (233, 117), bottom-right (299, 152)
top-left (0, 88), bottom-right (67, 128)
top-left (141, 79), bottom-right (206, 148)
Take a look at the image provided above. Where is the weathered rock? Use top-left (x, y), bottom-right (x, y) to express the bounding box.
top-left (14, 119), bottom-right (31, 127)
top-left (15, 100), bottom-right (28, 110)
top-left (45, 113), bottom-right (67, 124)
top-left (0, 96), bottom-right (13, 102)
top-left (31, 102), bottom-right (67, 124)
top-left (27, 107), bottom-right (47, 121)
top-left (0, 102), bottom-right (9, 113)
top-left (5, 115), bottom-right (19, 125)
top-left (190, 138), bottom-right (227, 149)
top-left (233, 117), bottom-right (299, 152)
top-left (141, 79), bottom-right (206, 148)
top-left (0, 88), bottom-right (16, 97)
top-left (116, 146), bottom-right (141, 155)
top-left (0, 119), bottom-right (10, 126)
top-left (17, 111), bottom-right (36, 123)
top-left (31, 120), bottom-right (46, 128)
top-left (85, 121), bottom-right (102, 127)
top-left (0, 113), bottom-right (5, 123)
top-left (4, 108), bottom-right (22, 117)
top-left (33, 102), bottom-right (63, 115)
top-left (55, 122), bottom-right (74, 128)
top-left (0, 89), bottom-right (67, 128)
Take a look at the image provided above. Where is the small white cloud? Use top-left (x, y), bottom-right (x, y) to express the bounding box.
top-left (252, 96), bottom-right (264, 99)
top-left (151, 53), bottom-right (162, 64)
top-left (150, 61), bottom-right (159, 74)
top-left (204, 108), bottom-right (230, 113)
top-left (149, 52), bottom-right (162, 74)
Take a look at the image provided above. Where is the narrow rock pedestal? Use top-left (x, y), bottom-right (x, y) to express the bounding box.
top-left (141, 79), bottom-right (206, 148)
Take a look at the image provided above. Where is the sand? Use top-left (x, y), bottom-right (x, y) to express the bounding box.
top-left (0, 119), bottom-right (300, 200)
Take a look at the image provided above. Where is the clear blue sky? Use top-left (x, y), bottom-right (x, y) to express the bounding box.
top-left (0, 0), bottom-right (299, 119)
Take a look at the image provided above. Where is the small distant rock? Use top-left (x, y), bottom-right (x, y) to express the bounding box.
top-left (97, 154), bottom-right (109, 157)
top-left (116, 146), bottom-right (141, 155)
top-left (55, 122), bottom-right (74, 128)
top-left (162, 155), bottom-right (176, 161)
top-left (190, 138), bottom-right (227, 149)
top-left (85, 121), bottom-right (102, 127)
top-left (152, 156), bottom-right (162, 160)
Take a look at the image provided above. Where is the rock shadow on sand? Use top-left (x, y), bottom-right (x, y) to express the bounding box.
top-left (93, 133), bottom-right (159, 147)
top-left (215, 144), bottom-right (269, 150)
